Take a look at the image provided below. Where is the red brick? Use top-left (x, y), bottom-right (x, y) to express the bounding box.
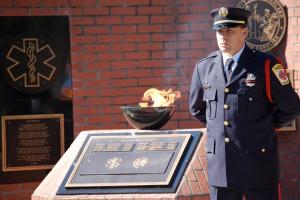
top-left (29, 8), bottom-right (56, 15)
top-left (98, 52), bottom-right (123, 61)
top-left (179, 50), bottom-right (204, 58)
top-left (124, 16), bottom-right (149, 24)
top-left (154, 68), bottom-right (178, 76)
top-left (152, 33), bottom-right (177, 42)
top-left (101, 70), bottom-right (127, 79)
top-left (72, 35), bottom-right (97, 44)
top-left (112, 25), bottom-right (137, 33)
top-left (72, 53), bottom-right (97, 62)
top-left (73, 89), bottom-right (98, 97)
top-left (138, 60), bottom-right (163, 68)
top-left (112, 79), bottom-right (138, 87)
top-left (111, 7), bottom-right (136, 15)
top-left (0, 183), bottom-right (20, 192)
top-left (74, 106), bottom-right (99, 115)
top-left (15, 0), bottom-right (41, 7)
top-left (125, 34), bottom-right (150, 42)
top-left (43, 0), bottom-right (68, 6)
top-left (83, 7), bottom-right (109, 15)
top-left (137, 6), bottom-right (163, 14)
top-left (71, 17), bottom-right (95, 25)
top-left (138, 25), bottom-right (163, 33)
top-left (111, 61), bottom-right (138, 69)
top-left (179, 33), bottom-right (201, 41)
top-left (125, 0), bottom-right (150, 5)
top-left (138, 43), bottom-right (163, 51)
top-left (84, 97), bottom-right (111, 106)
top-left (189, 181), bottom-right (202, 195)
top-left (96, 16), bottom-right (122, 24)
top-left (151, 16), bottom-right (175, 23)
top-left (0, 0), bottom-right (12, 7)
top-left (163, 24), bottom-right (189, 32)
top-left (84, 44), bottom-right (109, 52)
top-left (180, 178), bottom-right (192, 196)
top-left (0, 8), bottom-right (28, 15)
top-left (98, 0), bottom-right (123, 6)
top-left (97, 35), bottom-right (123, 43)
top-left (165, 42), bottom-right (189, 50)
top-left (189, 5), bottom-right (209, 13)
top-left (88, 115), bottom-right (113, 123)
top-left (111, 96), bottom-right (139, 104)
top-left (67, 7), bottom-right (83, 15)
top-left (85, 80), bottom-right (111, 88)
top-left (5, 192), bottom-right (32, 200)
top-left (125, 52), bottom-right (149, 60)
top-left (127, 69), bottom-right (152, 77)
top-left (86, 61), bottom-right (111, 70)
top-left (152, 50), bottom-right (176, 59)
top-left (111, 43), bottom-right (136, 52)
top-left (195, 171), bottom-right (209, 194)
top-left (73, 71), bottom-right (97, 79)
top-left (178, 14), bottom-right (209, 23)
top-left (20, 182), bottom-right (40, 190)
top-left (71, 0), bottom-right (96, 7)
top-left (164, 5), bottom-right (189, 15)
top-left (186, 169), bottom-right (197, 182)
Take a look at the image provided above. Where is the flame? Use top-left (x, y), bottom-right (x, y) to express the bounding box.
top-left (139, 88), bottom-right (181, 107)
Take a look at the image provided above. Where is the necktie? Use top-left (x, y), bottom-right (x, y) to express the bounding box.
top-left (225, 58), bottom-right (234, 82)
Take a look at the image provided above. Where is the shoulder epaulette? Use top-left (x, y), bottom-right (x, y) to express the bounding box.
top-left (251, 49), bottom-right (274, 60)
top-left (197, 51), bottom-right (219, 63)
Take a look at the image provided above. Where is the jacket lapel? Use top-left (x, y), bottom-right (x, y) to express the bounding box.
top-left (226, 46), bottom-right (252, 86)
top-left (213, 51), bottom-right (226, 85)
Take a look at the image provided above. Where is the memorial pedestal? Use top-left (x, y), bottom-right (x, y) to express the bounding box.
top-left (32, 129), bottom-right (209, 200)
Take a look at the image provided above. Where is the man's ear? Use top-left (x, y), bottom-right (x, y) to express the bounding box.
top-left (243, 28), bottom-right (248, 38)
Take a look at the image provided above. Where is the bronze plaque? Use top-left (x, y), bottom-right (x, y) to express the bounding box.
top-left (237, 0), bottom-right (287, 52)
top-left (1, 114), bottom-right (64, 171)
top-left (65, 134), bottom-right (191, 188)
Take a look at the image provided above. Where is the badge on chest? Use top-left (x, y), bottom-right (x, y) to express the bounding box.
top-left (245, 73), bottom-right (256, 87)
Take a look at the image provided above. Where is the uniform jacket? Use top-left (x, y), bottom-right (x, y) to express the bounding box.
top-left (189, 45), bottom-right (300, 188)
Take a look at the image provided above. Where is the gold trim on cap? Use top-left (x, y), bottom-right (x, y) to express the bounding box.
top-left (214, 20), bottom-right (245, 25)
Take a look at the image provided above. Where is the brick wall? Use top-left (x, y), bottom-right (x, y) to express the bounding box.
top-left (0, 0), bottom-right (299, 200)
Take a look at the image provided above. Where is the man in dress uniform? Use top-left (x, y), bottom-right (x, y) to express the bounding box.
top-left (189, 7), bottom-right (300, 200)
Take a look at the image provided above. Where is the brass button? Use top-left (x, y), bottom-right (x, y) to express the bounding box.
top-left (224, 88), bottom-right (229, 93)
top-left (225, 137), bottom-right (230, 143)
top-left (224, 104), bottom-right (229, 109)
top-left (249, 97), bottom-right (253, 101)
top-left (224, 121), bottom-right (229, 126)
top-left (261, 148), bottom-right (266, 152)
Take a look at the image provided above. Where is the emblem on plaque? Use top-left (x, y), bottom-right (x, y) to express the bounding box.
top-left (133, 157), bottom-right (148, 169)
top-left (1, 36), bottom-right (58, 93)
top-left (237, 0), bottom-right (287, 52)
top-left (106, 157), bottom-right (122, 169)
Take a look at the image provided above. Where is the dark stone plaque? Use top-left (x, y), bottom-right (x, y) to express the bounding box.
top-left (1, 114), bottom-right (64, 171)
top-left (0, 16), bottom-right (73, 183)
top-left (57, 130), bottom-right (202, 194)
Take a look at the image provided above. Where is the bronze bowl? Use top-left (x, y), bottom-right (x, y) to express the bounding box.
top-left (120, 105), bottom-right (175, 130)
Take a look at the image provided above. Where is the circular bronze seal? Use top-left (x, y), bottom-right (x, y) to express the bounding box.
top-left (0, 33), bottom-right (59, 94)
top-left (237, 0), bottom-right (287, 52)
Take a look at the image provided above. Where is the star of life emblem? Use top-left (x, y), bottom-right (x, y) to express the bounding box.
top-left (2, 37), bottom-right (57, 93)
top-left (245, 73), bottom-right (256, 87)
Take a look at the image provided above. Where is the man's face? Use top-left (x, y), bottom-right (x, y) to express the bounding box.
top-left (216, 26), bottom-right (248, 56)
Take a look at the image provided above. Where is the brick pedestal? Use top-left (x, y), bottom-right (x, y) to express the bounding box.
top-left (31, 129), bottom-right (209, 200)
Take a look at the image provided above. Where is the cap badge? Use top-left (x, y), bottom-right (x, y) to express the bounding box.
top-left (219, 7), bottom-right (229, 17)
top-left (245, 73), bottom-right (256, 87)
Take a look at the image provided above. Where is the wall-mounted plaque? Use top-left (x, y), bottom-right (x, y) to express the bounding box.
top-left (2, 114), bottom-right (64, 171)
top-left (237, 0), bottom-right (287, 52)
